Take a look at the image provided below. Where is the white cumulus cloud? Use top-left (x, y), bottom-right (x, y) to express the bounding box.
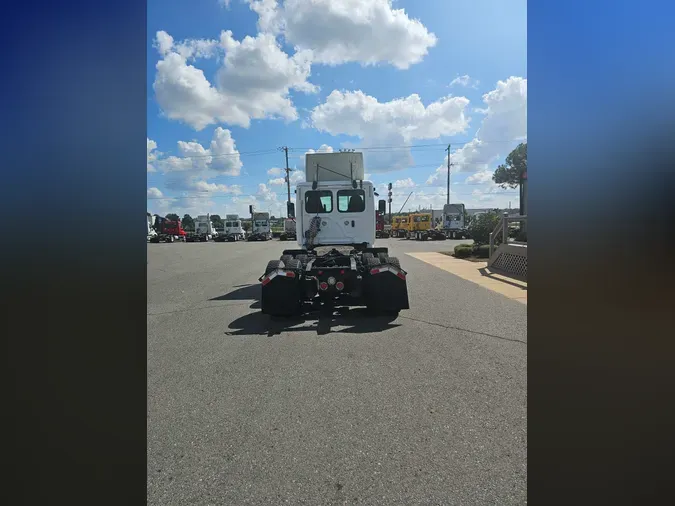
top-left (393, 178), bottom-right (416, 188)
top-left (247, 0), bottom-right (437, 69)
top-left (147, 138), bottom-right (159, 172)
top-left (310, 90), bottom-right (470, 172)
top-left (152, 30), bottom-right (317, 130)
top-left (464, 170), bottom-right (494, 185)
top-left (427, 76), bottom-right (527, 185)
top-left (147, 187), bottom-right (163, 199)
top-left (159, 127), bottom-right (242, 177)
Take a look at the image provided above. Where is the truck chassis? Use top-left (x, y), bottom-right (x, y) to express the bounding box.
top-left (248, 232), bottom-right (272, 241)
top-left (149, 233), bottom-right (186, 243)
top-left (409, 229), bottom-right (447, 241)
top-left (260, 247), bottom-right (410, 317)
top-left (279, 232), bottom-right (297, 241)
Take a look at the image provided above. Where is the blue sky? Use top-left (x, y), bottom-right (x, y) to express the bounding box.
top-left (147, 0), bottom-right (527, 217)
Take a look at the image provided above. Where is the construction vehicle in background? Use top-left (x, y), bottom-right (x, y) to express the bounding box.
top-left (259, 151), bottom-right (409, 317)
top-left (149, 215), bottom-right (187, 243)
top-left (248, 211), bottom-right (272, 241)
top-left (375, 210), bottom-right (390, 238)
top-left (279, 218), bottom-right (297, 241)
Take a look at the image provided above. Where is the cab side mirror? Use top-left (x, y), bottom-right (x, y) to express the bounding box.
top-left (378, 199), bottom-right (386, 214)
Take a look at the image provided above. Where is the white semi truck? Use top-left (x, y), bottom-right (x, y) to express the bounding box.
top-left (442, 203), bottom-right (470, 239)
top-left (218, 214), bottom-right (246, 242)
top-left (259, 151), bottom-right (410, 317)
top-left (279, 218), bottom-right (297, 241)
top-left (248, 212), bottom-right (272, 241)
top-left (193, 214), bottom-right (218, 242)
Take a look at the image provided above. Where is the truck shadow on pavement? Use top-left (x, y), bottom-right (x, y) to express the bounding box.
top-left (210, 284), bottom-right (261, 309)
top-left (214, 285), bottom-right (401, 337)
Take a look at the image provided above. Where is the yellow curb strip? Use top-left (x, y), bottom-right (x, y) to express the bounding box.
top-left (406, 252), bottom-right (527, 304)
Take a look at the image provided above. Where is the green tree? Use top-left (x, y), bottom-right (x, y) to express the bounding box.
top-left (210, 214), bottom-right (223, 228)
top-left (165, 213), bottom-right (179, 222)
top-left (493, 142), bottom-right (527, 189)
top-left (242, 221), bottom-right (252, 232)
top-left (182, 214), bottom-right (194, 231)
top-left (468, 211), bottom-right (502, 245)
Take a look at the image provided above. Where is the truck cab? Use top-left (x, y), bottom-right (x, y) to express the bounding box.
top-left (279, 218), bottom-right (297, 241)
top-left (223, 215), bottom-right (246, 242)
top-left (249, 212), bottom-right (272, 241)
top-left (194, 214), bottom-right (217, 241)
top-left (296, 180), bottom-right (376, 248)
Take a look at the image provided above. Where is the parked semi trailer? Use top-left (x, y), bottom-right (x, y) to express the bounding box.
top-left (259, 151), bottom-right (410, 317)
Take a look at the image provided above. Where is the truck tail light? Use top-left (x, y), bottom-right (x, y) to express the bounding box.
top-left (319, 281), bottom-right (329, 291)
top-left (335, 281), bottom-right (344, 291)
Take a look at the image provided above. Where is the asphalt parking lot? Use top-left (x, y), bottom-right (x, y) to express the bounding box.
top-left (147, 237), bottom-right (527, 505)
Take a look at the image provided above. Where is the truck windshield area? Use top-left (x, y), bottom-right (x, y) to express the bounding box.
top-left (255, 220), bottom-right (268, 226)
top-left (305, 190), bottom-right (333, 213)
top-left (420, 215), bottom-right (430, 222)
top-left (337, 189), bottom-right (365, 213)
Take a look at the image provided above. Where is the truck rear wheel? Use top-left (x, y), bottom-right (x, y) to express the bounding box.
top-left (365, 256), bottom-right (381, 267)
top-left (280, 254), bottom-right (293, 266)
top-left (266, 260), bottom-right (283, 274)
top-left (285, 258), bottom-right (302, 270)
top-left (377, 252), bottom-right (389, 263)
top-left (386, 257), bottom-right (401, 270)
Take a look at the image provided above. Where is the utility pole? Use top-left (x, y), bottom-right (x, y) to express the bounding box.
top-left (445, 144), bottom-right (454, 206)
top-left (279, 146), bottom-right (292, 218)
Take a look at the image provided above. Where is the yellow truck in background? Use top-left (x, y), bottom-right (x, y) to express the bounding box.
top-left (406, 213), bottom-right (446, 241)
top-left (391, 216), bottom-right (409, 238)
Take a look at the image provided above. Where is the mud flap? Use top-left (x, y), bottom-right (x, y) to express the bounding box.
top-left (260, 270), bottom-right (303, 316)
top-left (364, 267), bottom-right (410, 312)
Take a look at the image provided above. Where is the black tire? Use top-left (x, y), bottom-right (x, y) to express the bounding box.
top-left (285, 258), bottom-right (302, 270)
top-left (362, 252), bottom-right (374, 260)
top-left (169, 236), bottom-right (175, 243)
top-left (280, 254), bottom-right (294, 265)
top-left (386, 256), bottom-right (401, 270)
top-left (365, 257), bottom-right (381, 268)
top-left (296, 254), bottom-right (309, 266)
top-left (377, 252), bottom-right (389, 264)
top-left (266, 260), bottom-right (283, 274)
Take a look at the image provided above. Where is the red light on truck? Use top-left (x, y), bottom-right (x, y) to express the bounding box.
top-left (336, 281), bottom-right (344, 291)
top-left (319, 282), bottom-right (329, 291)
top-left (285, 271), bottom-right (296, 278)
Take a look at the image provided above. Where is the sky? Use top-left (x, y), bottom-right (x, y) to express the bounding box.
top-left (147, 0), bottom-right (527, 218)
